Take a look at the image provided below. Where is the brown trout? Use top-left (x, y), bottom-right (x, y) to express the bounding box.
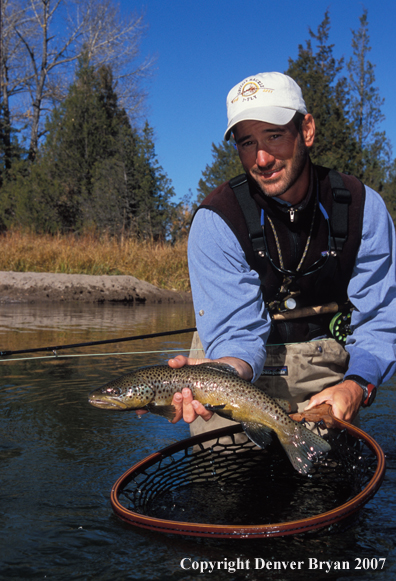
top-left (88, 362), bottom-right (331, 474)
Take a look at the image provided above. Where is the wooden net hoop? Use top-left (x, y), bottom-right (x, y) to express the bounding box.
top-left (110, 407), bottom-right (385, 538)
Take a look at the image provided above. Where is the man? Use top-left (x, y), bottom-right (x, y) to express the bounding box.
top-left (167, 71), bottom-right (396, 430)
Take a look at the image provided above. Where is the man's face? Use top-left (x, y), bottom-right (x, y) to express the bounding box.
top-left (233, 115), bottom-right (315, 204)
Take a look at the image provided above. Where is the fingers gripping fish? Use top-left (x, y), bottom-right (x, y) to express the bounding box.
top-left (88, 363), bottom-right (330, 475)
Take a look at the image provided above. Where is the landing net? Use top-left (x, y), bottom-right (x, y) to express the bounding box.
top-left (110, 416), bottom-right (385, 538)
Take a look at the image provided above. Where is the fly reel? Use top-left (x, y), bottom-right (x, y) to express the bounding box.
top-left (329, 311), bottom-right (352, 345)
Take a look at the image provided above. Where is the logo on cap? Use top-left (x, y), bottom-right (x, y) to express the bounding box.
top-left (231, 77), bottom-right (274, 104)
top-left (241, 81), bottom-right (260, 98)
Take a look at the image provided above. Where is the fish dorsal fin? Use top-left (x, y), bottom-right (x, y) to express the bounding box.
top-left (146, 403), bottom-right (176, 421)
top-left (195, 362), bottom-right (239, 376)
top-left (240, 421), bottom-right (273, 449)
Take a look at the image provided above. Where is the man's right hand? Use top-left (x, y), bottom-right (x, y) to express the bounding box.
top-left (170, 388), bottom-right (214, 424)
top-left (166, 354), bottom-right (253, 424)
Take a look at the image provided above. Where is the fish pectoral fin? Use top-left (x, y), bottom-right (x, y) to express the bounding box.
top-left (203, 403), bottom-right (226, 412)
top-left (146, 403), bottom-right (176, 421)
top-left (241, 422), bottom-right (273, 449)
top-left (273, 398), bottom-right (292, 413)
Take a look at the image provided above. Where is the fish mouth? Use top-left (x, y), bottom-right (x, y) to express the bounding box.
top-left (88, 396), bottom-right (127, 410)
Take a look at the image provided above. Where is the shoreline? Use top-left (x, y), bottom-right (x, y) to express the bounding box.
top-left (0, 271), bottom-right (192, 304)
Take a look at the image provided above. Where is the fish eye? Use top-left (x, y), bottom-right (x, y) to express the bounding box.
top-left (106, 387), bottom-right (121, 396)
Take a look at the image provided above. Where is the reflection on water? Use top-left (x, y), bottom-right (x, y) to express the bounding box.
top-left (0, 302), bottom-right (396, 580)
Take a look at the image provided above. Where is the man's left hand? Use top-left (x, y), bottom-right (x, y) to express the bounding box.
top-left (304, 380), bottom-right (364, 422)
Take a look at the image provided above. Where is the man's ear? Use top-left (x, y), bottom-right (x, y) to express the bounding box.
top-left (302, 114), bottom-right (315, 148)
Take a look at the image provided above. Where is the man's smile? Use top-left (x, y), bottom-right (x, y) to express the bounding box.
top-left (253, 166), bottom-right (284, 179)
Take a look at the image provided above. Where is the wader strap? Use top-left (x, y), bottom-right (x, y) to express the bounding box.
top-left (328, 169), bottom-right (351, 252)
top-left (229, 174), bottom-right (267, 278)
top-left (230, 170), bottom-right (352, 271)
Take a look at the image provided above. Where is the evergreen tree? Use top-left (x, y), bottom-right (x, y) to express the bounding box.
top-left (285, 11), bottom-right (359, 173)
top-left (41, 56), bottom-right (125, 230)
top-left (131, 122), bottom-right (175, 240)
top-left (0, 158), bottom-right (64, 232)
top-left (346, 9), bottom-right (392, 191)
top-left (0, 103), bottom-right (16, 186)
top-left (382, 159), bottom-right (396, 223)
top-left (0, 58), bottom-right (175, 236)
top-left (0, 103), bottom-right (25, 231)
top-left (197, 140), bottom-right (243, 203)
top-left (41, 60), bottom-right (174, 236)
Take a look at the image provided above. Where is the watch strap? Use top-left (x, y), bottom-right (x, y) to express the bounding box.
top-left (344, 374), bottom-right (377, 407)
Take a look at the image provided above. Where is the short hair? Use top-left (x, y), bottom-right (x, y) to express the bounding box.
top-left (292, 112), bottom-right (306, 136)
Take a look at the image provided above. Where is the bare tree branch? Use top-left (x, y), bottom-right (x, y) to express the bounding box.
top-left (3, 0), bottom-right (153, 160)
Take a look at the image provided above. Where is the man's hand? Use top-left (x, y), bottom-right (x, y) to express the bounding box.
top-left (304, 379), bottom-right (364, 422)
top-left (168, 354), bottom-right (253, 380)
top-left (166, 354), bottom-right (253, 424)
top-left (135, 354), bottom-right (253, 422)
top-left (170, 388), bottom-right (213, 424)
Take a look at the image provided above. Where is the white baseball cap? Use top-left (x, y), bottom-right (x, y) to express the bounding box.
top-left (224, 72), bottom-right (307, 140)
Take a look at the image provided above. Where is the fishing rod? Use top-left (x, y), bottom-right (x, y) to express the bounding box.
top-left (0, 327), bottom-right (197, 358)
top-left (0, 301), bottom-right (347, 358)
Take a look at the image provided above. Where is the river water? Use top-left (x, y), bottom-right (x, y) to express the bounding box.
top-left (0, 302), bottom-right (395, 581)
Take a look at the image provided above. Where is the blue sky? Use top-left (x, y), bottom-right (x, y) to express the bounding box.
top-left (118, 0), bottom-right (396, 202)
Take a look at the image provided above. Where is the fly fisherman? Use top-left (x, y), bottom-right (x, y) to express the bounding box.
top-left (167, 71), bottom-right (396, 432)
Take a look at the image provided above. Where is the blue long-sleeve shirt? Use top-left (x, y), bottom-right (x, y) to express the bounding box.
top-left (188, 185), bottom-right (396, 387)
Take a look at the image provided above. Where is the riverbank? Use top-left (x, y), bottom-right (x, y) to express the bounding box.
top-left (0, 271), bottom-right (192, 304)
top-left (0, 231), bottom-right (190, 293)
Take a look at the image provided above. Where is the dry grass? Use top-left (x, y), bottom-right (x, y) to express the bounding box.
top-left (0, 230), bottom-right (190, 292)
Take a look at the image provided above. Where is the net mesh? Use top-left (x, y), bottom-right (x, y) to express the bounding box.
top-left (111, 421), bottom-right (385, 538)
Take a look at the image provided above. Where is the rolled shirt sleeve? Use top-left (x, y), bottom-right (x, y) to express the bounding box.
top-left (345, 186), bottom-right (396, 386)
top-left (188, 209), bottom-right (270, 382)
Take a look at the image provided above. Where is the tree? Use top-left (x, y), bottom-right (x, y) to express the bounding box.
top-left (347, 10), bottom-right (384, 151)
top-left (0, 60), bottom-right (176, 237)
top-left (131, 122), bottom-right (175, 240)
top-left (7, 0), bottom-right (152, 161)
top-left (168, 191), bottom-right (195, 243)
top-left (346, 9), bottom-right (392, 191)
top-left (40, 57), bottom-right (130, 231)
top-left (0, 0), bottom-right (31, 182)
top-left (285, 11), bottom-right (359, 173)
top-left (382, 159), bottom-right (396, 223)
top-left (197, 140), bottom-right (243, 203)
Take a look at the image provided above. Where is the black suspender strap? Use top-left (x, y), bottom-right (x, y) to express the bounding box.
top-left (229, 170), bottom-right (352, 288)
top-left (228, 174), bottom-right (266, 259)
top-left (328, 169), bottom-right (351, 252)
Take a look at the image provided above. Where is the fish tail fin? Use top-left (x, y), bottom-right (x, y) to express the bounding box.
top-left (280, 423), bottom-right (331, 475)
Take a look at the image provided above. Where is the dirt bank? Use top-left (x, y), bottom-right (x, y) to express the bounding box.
top-left (0, 271), bottom-right (191, 304)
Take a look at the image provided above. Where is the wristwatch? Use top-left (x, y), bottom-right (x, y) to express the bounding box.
top-left (344, 374), bottom-right (377, 407)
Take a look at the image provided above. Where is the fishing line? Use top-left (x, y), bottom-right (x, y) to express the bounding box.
top-left (0, 327), bottom-right (197, 358)
top-left (0, 347), bottom-right (201, 363)
top-left (0, 347), bottom-right (204, 363)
